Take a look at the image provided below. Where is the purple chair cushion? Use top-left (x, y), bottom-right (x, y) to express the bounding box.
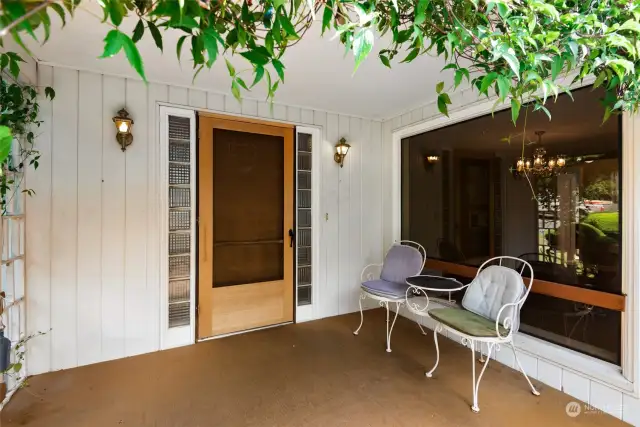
top-left (380, 244), bottom-right (423, 284)
top-left (361, 280), bottom-right (410, 299)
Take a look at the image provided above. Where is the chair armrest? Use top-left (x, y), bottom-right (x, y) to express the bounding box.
top-left (495, 302), bottom-right (519, 339)
top-left (360, 263), bottom-right (383, 282)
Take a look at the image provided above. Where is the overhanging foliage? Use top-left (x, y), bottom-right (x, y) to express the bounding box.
top-left (1, 0), bottom-right (640, 123)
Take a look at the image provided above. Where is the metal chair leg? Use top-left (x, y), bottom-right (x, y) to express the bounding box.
top-left (510, 343), bottom-right (541, 396)
top-left (426, 324), bottom-right (442, 377)
top-left (470, 341), bottom-right (494, 413)
top-left (416, 318), bottom-right (428, 335)
top-left (385, 301), bottom-right (400, 352)
top-left (353, 293), bottom-right (365, 335)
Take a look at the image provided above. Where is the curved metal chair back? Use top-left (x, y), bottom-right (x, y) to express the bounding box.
top-left (475, 256), bottom-right (534, 308)
top-left (393, 240), bottom-right (426, 272)
top-left (379, 240), bottom-right (426, 284)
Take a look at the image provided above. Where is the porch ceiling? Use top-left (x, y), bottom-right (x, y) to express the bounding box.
top-left (22, 4), bottom-right (446, 119)
top-left (1, 310), bottom-right (625, 427)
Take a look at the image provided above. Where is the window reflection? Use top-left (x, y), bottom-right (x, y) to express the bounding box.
top-left (400, 86), bottom-right (621, 364)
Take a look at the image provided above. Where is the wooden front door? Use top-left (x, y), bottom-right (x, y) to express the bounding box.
top-left (197, 114), bottom-right (294, 339)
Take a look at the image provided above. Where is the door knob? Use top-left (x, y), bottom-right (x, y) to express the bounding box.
top-left (288, 229), bottom-right (295, 247)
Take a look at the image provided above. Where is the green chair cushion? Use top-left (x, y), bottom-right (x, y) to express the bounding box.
top-left (428, 307), bottom-right (509, 338)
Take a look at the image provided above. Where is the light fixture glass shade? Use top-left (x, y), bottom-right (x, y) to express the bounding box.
top-left (112, 108), bottom-right (134, 151)
top-left (334, 138), bottom-right (351, 167)
top-left (556, 156), bottom-right (566, 167)
top-left (427, 155), bottom-right (439, 164)
top-left (516, 159), bottom-right (525, 171)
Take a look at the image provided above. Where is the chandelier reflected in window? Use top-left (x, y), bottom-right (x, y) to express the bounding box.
top-left (514, 131), bottom-right (566, 177)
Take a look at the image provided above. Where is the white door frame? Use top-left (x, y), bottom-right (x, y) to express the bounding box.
top-left (158, 104), bottom-right (325, 349)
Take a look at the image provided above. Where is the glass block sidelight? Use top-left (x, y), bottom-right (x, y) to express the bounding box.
top-left (169, 141), bottom-right (190, 163)
top-left (169, 210), bottom-right (190, 231)
top-left (167, 114), bottom-right (194, 330)
top-left (169, 233), bottom-right (190, 255)
top-left (296, 131), bottom-right (313, 307)
top-left (298, 285), bottom-right (312, 306)
top-left (169, 302), bottom-right (190, 328)
top-left (169, 163), bottom-right (190, 185)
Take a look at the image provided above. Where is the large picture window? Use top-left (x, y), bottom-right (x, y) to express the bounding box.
top-left (401, 87), bottom-right (622, 364)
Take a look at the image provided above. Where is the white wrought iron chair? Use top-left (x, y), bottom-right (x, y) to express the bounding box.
top-left (418, 256), bottom-right (540, 413)
top-left (353, 240), bottom-right (426, 352)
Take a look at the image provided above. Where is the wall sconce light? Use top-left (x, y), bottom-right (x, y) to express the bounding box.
top-left (112, 108), bottom-right (134, 152)
top-left (334, 137), bottom-right (351, 168)
top-left (424, 154), bottom-right (439, 170)
top-left (426, 155), bottom-right (440, 164)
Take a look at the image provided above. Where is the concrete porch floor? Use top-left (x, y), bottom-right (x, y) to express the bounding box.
top-left (1, 309), bottom-right (627, 427)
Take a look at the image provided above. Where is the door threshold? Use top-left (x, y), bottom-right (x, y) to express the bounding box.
top-left (197, 321), bottom-right (293, 342)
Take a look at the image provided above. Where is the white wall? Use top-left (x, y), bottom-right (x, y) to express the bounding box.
top-left (26, 64), bottom-right (384, 375)
top-left (382, 95), bottom-right (640, 425)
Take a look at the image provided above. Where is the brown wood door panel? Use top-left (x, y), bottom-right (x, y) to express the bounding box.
top-left (198, 115), bottom-right (294, 339)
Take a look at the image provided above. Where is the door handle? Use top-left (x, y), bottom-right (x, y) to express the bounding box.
top-left (288, 229), bottom-right (295, 248)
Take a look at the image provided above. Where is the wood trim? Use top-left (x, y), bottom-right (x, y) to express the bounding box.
top-left (425, 258), bottom-right (626, 312)
top-left (283, 128), bottom-right (294, 322)
top-left (197, 116), bottom-right (214, 340)
top-left (198, 112), bottom-right (295, 129)
top-left (0, 382), bottom-right (5, 402)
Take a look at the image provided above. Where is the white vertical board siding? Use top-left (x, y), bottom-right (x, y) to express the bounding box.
top-left (26, 64), bottom-right (53, 375)
top-left (50, 67), bottom-right (79, 370)
top-left (77, 71), bottom-right (104, 367)
top-left (124, 80), bottom-right (152, 357)
top-left (27, 65), bottom-right (385, 374)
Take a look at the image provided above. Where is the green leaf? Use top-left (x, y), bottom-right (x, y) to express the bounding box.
top-left (231, 79), bottom-right (241, 101)
top-left (225, 58), bottom-right (236, 77)
top-left (0, 126), bottom-right (12, 166)
top-left (353, 29), bottom-right (374, 72)
top-left (379, 54), bottom-right (391, 68)
top-left (236, 77), bottom-right (250, 91)
top-left (100, 29), bottom-right (123, 58)
top-left (594, 71), bottom-right (607, 88)
top-left (148, 21), bottom-right (163, 52)
top-left (44, 87), bottom-right (56, 100)
top-left (241, 50), bottom-right (270, 66)
top-left (203, 29), bottom-right (219, 67)
top-left (322, 5), bottom-right (333, 34)
top-left (497, 75), bottom-right (510, 101)
top-left (9, 59), bottom-right (20, 78)
top-left (252, 65), bottom-right (265, 87)
top-left (109, 0), bottom-right (125, 26)
top-left (480, 72), bottom-right (498, 95)
top-left (272, 58), bottom-right (285, 81)
top-left (619, 19), bottom-right (640, 33)
top-left (501, 52), bottom-right (520, 79)
top-left (401, 48), bottom-right (419, 63)
top-left (414, 0), bottom-right (429, 26)
top-left (533, 103), bottom-right (551, 120)
top-left (278, 13), bottom-right (299, 38)
top-left (121, 33), bottom-right (146, 82)
top-left (132, 19), bottom-right (144, 43)
top-left (436, 81), bottom-right (444, 94)
top-left (551, 56), bottom-right (563, 80)
top-left (437, 93), bottom-right (451, 117)
top-left (50, 3), bottom-right (66, 26)
top-left (176, 35), bottom-right (187, 61)
top-left (510, 99), bottom-right (521, 125)
top-left (12, 362), bottom-right (22, 373)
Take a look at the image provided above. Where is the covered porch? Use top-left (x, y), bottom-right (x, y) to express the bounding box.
top-left (1, 310), bottom-right (624, 427)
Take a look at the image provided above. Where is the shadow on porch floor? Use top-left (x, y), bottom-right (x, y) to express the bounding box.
top-left (1, 309), bottom-right (627, 427)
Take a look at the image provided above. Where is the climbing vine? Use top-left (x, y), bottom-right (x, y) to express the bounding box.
top-left (0, 51), bottom-right (54, 212)
top-left (1, 0), bottom-right (640, 124)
